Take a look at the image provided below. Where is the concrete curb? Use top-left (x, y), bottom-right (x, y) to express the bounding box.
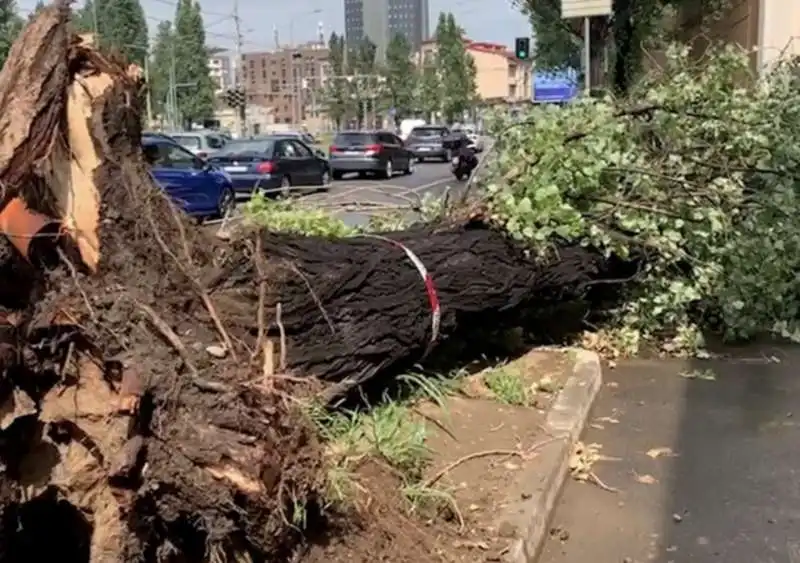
top-left (500, 349), bottom-right (603, 563)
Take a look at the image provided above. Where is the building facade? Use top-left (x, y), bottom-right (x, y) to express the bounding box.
top-left (345, 0), bottom-right (430, 62)
top-left (207, 53), bottom-right (232, 95)
top-left (416, 39), bottom-right (532, 105)
top-left (240, 43), bottom-right (330, 125)
top-left (677, 0), bottom-right (799, 72)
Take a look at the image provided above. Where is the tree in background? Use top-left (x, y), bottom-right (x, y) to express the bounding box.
top-left (173, 0), bottom-right (214, 128)
top-left (383, 33), bottom-right (416, 125)
top-left (435, 13), bottom-right (477, 123)
top-left (320, 32), bottom-right (351, 129)
top-left (513, 0), bottom-right (728, 94)
top-left (72, 0), bottom-right (94, 32)
top-left (92, 0), bottom-right (148, 67)
top-left (0, 0), bottom-right (24, 69)
top-left (148, 20), bottom-right (173, 119)
top-left (414, 54), bottom-right (440, 122)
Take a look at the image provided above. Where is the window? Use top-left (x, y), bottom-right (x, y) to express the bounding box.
top-left (171, 135), bottom-right (201, 150)
top-left (154, 142), bottom-right (199, 169)
top-left (205, 135), bottom-right (225, 149)
top-left (275, 140), bottom-right (296, 157)
top-left (290, 140), bottom-right (312, 157)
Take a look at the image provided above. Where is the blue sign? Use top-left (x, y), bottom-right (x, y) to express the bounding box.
top-left (532, 68), bottom-right (579, 103)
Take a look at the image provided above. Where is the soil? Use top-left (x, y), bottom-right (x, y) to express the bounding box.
top-left (299, 348), bottom-right (573, 563)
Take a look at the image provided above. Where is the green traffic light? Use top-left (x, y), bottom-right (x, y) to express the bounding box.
top-left (519, 51), bottom-right (527, 58)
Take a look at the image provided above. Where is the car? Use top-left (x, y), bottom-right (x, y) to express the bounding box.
top-left (264, 132), bottom-right (328, 159)
top-left (208, 137), bottom-right (331, 198)
top-left (142, 133), bottom-right (235, 220)
top-left (328, 130), bottom-right (414, 179)
top-left (165, 130), bottom-right (228, 159)
top-left (404, 125), bottom-right (452, 162)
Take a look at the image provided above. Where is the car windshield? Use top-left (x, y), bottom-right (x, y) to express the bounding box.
top-left (334, 133), bottom-right (376, 146)
top-left (219, 140), bottom-right (274, 156)
top-left (410, 127), bottom-right (447, 138)
top-left (171, 135), bottom-right (201, 149)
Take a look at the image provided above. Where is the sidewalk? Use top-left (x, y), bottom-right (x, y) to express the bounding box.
top-left (539, 346), bottom-right (800, 563)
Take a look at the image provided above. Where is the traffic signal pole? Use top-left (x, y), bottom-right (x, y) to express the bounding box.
top-left (233, 0), bottom-right (246, 138)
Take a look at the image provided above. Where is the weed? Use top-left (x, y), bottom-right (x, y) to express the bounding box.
top-left (483, 365), bottom-right (529, 406)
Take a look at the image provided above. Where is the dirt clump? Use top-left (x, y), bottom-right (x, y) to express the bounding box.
top-left (0, 3), bottom-right (326, 561)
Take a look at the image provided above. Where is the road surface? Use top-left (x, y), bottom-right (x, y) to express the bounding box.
top-left (210, 159), bottom-right (472, 233)
top-left (539, 345), bottom-right (800, 563)
top-left (303, 160), bottom-right (464, 228)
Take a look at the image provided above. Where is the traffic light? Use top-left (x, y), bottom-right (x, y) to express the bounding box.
top-left (514, 37), bottom-right (531, 60)
top-left (224, 87), bottom-right (246, 109)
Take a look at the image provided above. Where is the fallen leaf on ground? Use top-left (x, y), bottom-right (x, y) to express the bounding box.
top-left (646, 447), bottom-right (677, 459)
top-left (635, 473), bottom-right (657, 484)
top-left (596, 416), bottom-right (619, 424)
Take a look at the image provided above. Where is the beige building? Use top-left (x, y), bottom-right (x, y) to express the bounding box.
top-left (241, 42), bottom-right (330, 125)
top-left (416, 39), bottom-right (532, 104)
top-left (678, 0), bottom-right (799, 71)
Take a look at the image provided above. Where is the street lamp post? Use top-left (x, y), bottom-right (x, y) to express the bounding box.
top-left (287, 8), bottom-right (322, 127)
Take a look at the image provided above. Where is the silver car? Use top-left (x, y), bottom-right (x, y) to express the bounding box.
top-left (167, 130), bottom-right (228, 159)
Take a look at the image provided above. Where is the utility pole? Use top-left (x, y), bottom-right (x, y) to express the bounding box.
top-left (233, 0), bottom-right (246, 138)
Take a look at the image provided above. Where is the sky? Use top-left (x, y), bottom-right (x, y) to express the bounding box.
top-left (17, 0), bottom-right (532, 54)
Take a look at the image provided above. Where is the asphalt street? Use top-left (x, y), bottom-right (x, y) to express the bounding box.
top-left (209, 159), bottom-right (468, 233)
top-left (302, 160), bottom-right (464, 228)
top-left (539, 345), bottom-right (800, 563)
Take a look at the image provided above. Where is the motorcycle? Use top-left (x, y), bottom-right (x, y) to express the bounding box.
top-left (450, 150), bottom-right (477, 181)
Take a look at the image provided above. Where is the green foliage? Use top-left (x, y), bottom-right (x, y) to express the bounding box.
top-left (71, 0), bottom-right (94, 32)
top-left (484, 45), bottom-right (800, 346)
top-left (414, 58), bottom-right (440, 120)
top-left (93, 0), bottom-right (148, 66)
top-left (173, 0), bottom-right (214, 126)
top-left (383, 33), bottom-right (416, 124)
top-left (435, 12), bottom-right (477, 122)
top-left (149, 21), bottom-right (173, 118)
top-left (244, 195), bottom-right (356, 238)
top-left (0, 0), bottom-right (23, 69)
top-left (320, 32), bottom-right (350, 128)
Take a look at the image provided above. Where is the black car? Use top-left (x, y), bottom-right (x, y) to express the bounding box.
top-left (208, 137), bottom-right (330, 198)
top-left (328, 131), bottom-right (415, 179)
top-left (405, 125), bottom-right (452, 162)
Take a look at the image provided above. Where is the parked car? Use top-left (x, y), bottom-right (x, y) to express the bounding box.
top-left (404, 125), bottom-right (452, 162)
top-left (142, 133), bottom-right (235, 220)
top-left (166, 130), bottom-right (228, 159)
top-left (208, 137), bottom-right (330, 198)
top-left (328, 130), bottom-right (414, 179)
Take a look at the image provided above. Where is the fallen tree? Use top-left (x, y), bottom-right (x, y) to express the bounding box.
top-left (0, 4), bottom-right (637, 562)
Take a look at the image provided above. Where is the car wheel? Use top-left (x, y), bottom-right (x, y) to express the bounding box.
top-left (217, 187), bottom-right (235, 218)
top-left (320, 169), bottom-right (331, 191)
top-left (403, 158), bottom-right (414, 175)
top-left (382, 160), bottom-right (393, 179)
top-left (279, 175), bottom-right (291, 198)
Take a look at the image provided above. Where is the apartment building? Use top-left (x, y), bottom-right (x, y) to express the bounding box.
top-left (207, 52), bottom-right (232, 95)
top-left (416, 39), bottom-right (532, 104)
top-left (345, 0), bottom-right (430, 62)
top-left (240, 43), bottom-right (330, 125)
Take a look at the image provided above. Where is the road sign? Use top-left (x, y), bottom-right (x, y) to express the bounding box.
top-left (533, 69), bottom-right (579, 103)
top-left (561, 0), bottom-right (611, 18)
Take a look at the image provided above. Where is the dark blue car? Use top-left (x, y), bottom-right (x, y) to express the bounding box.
top-left (142, 133), bottom-right (235, 219)
top-left (208, 137), bottom-right (330, 198)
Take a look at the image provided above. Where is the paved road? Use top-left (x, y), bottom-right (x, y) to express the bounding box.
top-left (540, 345), bottom-right (800, 563)
top-left (210, 159), bottom-right (471, 232)
top-left (303, 160), bottom-right (464, 228)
